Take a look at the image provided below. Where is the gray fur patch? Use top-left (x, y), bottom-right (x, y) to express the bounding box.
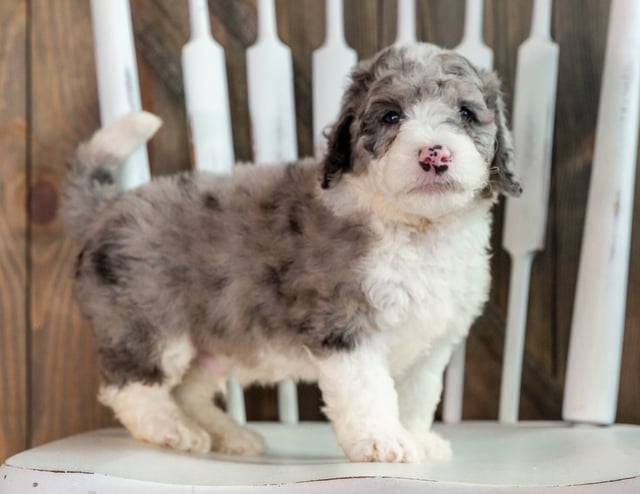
top-left (72, 161), bottom-right (374, 386)
top-left (91, 167), bottom-right (114, 185)
top-left (91, 242), bottom-right (123, 285)
top-left (98, 318), bottom-right (165, 386)
top-left (203, 193), bottom-right (222, 211)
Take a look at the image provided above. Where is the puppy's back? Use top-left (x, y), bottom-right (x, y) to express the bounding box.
top-left (72, 157), bottom-right (377, 382)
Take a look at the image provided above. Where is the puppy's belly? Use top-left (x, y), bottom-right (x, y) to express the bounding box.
top-left (227, 350), bottom-right (318, 387)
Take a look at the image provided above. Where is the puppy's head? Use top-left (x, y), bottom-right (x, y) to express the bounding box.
top-left (321, 43), bottom-right (521, 221)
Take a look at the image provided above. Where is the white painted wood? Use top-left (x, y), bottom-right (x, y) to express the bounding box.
top-left (182, 0), bottom-right (234, 174)
top-left (3, 423), bottom-right (639, 492)
top-left (277, 379), bottom-right (299, 424)
top-left (227, 376), bottom-right (246, 425)
top-left (442, 343), bottom-right (465, 423)
top-left (445, 0), bottom-right (494, 424)
top-left (312, 0), bottom-right (357, 158)
top-left (563, 0), bottom-right (640, 425)
top-left (90, 0), bottom-right (150, 190)
top-left (395, 0), bottom-right (416, 45)
top-left (182, 0), bottom-right (240, 421)
top-left (454, 0), bottom-right (493, 71)
top-left (246, 0), bottom-right (299, 421)
top-left (500, 0), bottom-right (558, 424)
top-left (246, 0), bottom-right (297, 165)
top-left (499, 254), bottom-right (534, 422)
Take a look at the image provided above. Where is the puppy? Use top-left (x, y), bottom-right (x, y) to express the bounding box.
top-left (61, 42), bottom-right (521, 463)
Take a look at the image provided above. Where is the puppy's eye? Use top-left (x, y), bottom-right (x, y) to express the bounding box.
top-left (382, 111), bottom-right (402, 124)
top-left (459, 106), bottom-right (476, 123)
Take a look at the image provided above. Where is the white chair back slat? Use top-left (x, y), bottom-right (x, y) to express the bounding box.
top-left (395, 0), bottom-right (416, 45)
top-left (442, 346), bottom-right (465, 423)
top-left (312, 0), bottom-right (357, 158)
top-left (454, 0), bottom-right (493, 70)
top-left (181, 0), bottom-right (246, 425)
top-left (563, 0), bottom-right (640, 425)
top-left (277, 379), bottom-right (299, 424)
top-left (226, 377), bottom-right (247, 425)
top-left (246, 0), bottom-right (300, 423)
top-left (276, 384), bottom-right (298, 424)
top-left (90, 0), bottom-right (150, 190)
top-left (247, 0), bottom-right (298, 165)
top-left (500, 0), bottom-right (558, 423)
top-left (443, 0), bottom-right (493, 424)
top-left (182, 0), bottom-right (235, 174)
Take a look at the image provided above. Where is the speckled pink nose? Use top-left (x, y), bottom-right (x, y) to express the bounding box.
top-left (418, 145), bottom-right (452, 175)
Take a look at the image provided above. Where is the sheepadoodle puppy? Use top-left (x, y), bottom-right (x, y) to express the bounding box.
top-left (61, 42), bottom-right (521, 463)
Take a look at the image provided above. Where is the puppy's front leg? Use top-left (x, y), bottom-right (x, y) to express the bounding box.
top-left (314, 342), bottom-right (422, 463)
top-left (396, 342), bottom-right (454, 460)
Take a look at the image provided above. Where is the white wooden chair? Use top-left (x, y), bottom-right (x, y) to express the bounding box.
top-left (2, 0), bottom-right (639, 492)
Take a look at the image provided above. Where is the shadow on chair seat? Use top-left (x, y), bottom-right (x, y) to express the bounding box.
top-left (2, 422), bottom-right (639, 493)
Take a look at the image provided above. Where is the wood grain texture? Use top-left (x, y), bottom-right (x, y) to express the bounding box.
top-left (0, 0), bottom-right (28, 461)
top-left (131, 0), bottom-right (191, 176)
top-left (28, 0), bottom-right (116, 447)
top-left (344, 0), bottom-right (383, 58)
top-left (0, 0), bottom-right (636, 451)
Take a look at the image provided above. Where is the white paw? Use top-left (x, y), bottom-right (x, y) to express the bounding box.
top-left (131, 413), bottom-right (211, 453)
top-left (217, 427), bottom-right (266, 456)
top-left (103, 383), bottom-right (212, 453)
top-left (340, 425), bottom-right (423, 463)
top-left (420, 431), bottom-right (453, 461)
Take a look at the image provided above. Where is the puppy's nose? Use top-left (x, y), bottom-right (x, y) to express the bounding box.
top-left (418, 145), bottom-right (451, 175)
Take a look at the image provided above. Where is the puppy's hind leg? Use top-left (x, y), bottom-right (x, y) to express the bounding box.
top-left (98, 333), bottom-right (211, 453)
top-left (174, 358), bottom-right (265, 456)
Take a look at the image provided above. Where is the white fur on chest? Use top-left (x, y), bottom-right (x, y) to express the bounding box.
top-left (361, 210), bottom-right (493, 377)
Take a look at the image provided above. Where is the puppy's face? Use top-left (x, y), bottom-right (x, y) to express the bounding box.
top-left (322, 43), bottom-right (522, 221)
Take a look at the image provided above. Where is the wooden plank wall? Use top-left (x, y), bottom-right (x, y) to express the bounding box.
top-left (1, 0), bottom-right (638, 462)
top-left (0, 0), bottom-right (28, 461)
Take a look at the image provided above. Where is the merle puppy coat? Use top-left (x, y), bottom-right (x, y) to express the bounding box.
top-left (62, 42), bottom-right (521, 463)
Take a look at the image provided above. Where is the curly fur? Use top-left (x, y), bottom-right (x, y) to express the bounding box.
top-left (61, 42), bottom-right (520, 463)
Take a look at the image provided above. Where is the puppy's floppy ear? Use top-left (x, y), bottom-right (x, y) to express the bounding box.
top-left (480, 70), bottom-right (522, 197)
top-left (321, 112), bottom-right (355, 189)
top-left (321, 59), bottom-right (375, 189)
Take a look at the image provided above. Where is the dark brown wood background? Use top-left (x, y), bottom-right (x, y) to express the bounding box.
top-left (1, 0), bottom-right (638, 462)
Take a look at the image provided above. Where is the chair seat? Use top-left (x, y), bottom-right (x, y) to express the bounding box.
top-left (1, 421), bottom-right (639, 493)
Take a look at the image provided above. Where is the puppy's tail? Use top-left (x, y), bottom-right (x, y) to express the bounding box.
top-left (61, 111), bottom-right (162, 242)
